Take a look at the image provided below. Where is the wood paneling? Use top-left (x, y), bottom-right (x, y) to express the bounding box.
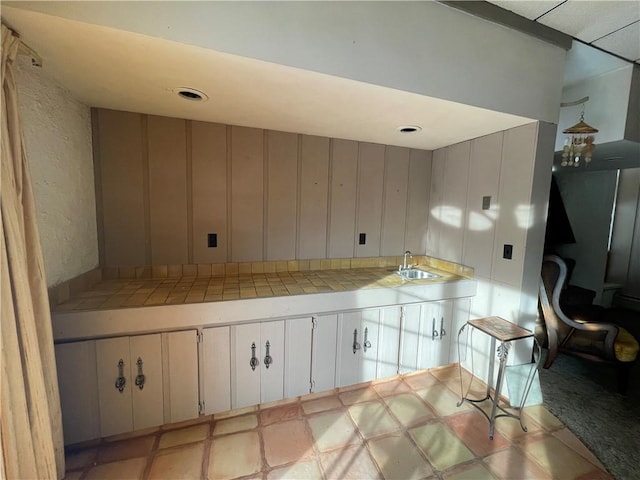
top-left (147, 116), bottom-right (188, 265)
top-left (328, 139), bottom-right (358, 258)
top-left (230, 126), bottom-right (264, 262)
top-left (381, 146), bottom-right (410, 256)
top-left (266, 131), bottom-right (298, 261)
top-left (192, 122), bottom-right (228, 263)
top-left (95, 109), bottom-right (434, 266)
top-left (405, 149), bottom-right (431, 254)
top-left (96, 110), bottom-right (146, 266)
top-left (427, 148), bottom-right (446, 258)
top-left (298, 135), bottom-right (330, 259)
top-left (463, 133), bottom-right (503, 277)
top-left (356, 143), bottom-right (385, 257)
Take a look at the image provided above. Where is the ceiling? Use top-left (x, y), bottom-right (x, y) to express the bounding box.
top-left (1, 1), bottom-right (637, 155)
top-left (488, 0), bottom-right (640, 66)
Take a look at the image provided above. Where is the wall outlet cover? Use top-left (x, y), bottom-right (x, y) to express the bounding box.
top-left (358, 233), bottom-right (366, 245)
top-left (208, 233), bottom-right (217, 248)
top-left (503, 244), bottom-right (513, 260)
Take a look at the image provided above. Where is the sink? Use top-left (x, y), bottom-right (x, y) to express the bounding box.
top-left (397, 269), bottom-right (440, 280)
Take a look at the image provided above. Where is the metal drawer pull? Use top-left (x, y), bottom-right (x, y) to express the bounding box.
top-left (432, 318), bottom-right (439, 340)
top-left (115, 359), bottom-right (126, 393)
top-left (135, 357), bottom-right (145, 390)
top-left (363, 327), bottom-right (372, 352)
top-left (440, 317), bottom-right (446, 338)
top-left (264, 340), bottom-right (273, 369)
top-left (250, 342), bottom-right (259, 371)
top-left (352, 329), bottom-right (361, 354)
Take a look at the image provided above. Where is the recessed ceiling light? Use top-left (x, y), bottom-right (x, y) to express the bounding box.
top-left (398, 125), bottom-right (422, 133)
top-left (173, 87), bottom-right (209, 102)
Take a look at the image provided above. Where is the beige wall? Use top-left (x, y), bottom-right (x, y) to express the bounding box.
top-left (93, 108), bottom-right (432, 267)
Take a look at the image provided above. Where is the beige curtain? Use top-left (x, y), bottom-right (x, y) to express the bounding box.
top-left (1, 24), bottom-right (65, 479)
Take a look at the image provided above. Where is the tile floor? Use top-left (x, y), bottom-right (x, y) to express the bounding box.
top-left (63, 365), bottom-right (612, 480)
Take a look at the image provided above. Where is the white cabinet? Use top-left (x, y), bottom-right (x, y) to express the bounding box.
top-left (310, 314), bottom-right (338, 393)
top-left (96, 334), bottom-right (164, 438)
top-left (202, 326), bottom-right (231, 415)
top-left (163, 330), bottom-right (200, 423)
top-left (55, 341), bottom-right (100, 445)
top-left (95, 330), bottom-right (198, 438)
top-left (231, 321), bottom-right (286, 408)
top-left (284, 318), bottom-right (313, 398)
top-left (335, 307), bottom-right (400, 387)
top-left (399, 301), bottom-right (454, 373)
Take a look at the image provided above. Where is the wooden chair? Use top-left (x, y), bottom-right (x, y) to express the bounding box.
top-left (538, 254), bottom-right (639, 393)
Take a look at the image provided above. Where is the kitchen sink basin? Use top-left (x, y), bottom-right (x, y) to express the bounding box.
top-left (397, 269), bottom-right (440, 280)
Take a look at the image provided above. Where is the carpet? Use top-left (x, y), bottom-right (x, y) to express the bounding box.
top-left (539, 354), bottom-right (640, 480)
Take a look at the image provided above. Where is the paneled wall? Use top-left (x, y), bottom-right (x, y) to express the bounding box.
top-left (93, 109), bottom-right (432, 267)
top-left (427, 121), bottom-right (556, 369)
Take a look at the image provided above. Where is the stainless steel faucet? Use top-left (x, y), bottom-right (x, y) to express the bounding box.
top-left (402, 250), bottom-right (413, 270)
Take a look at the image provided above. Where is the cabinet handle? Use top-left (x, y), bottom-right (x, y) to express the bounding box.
top-left (440, 317), bottom-right (446, 339)
top-left (115, 358), bottom-right (126, 393)
top-left (250, 342), bottom-right (259, 371)
top-left (264, 340), bottom-right (273, 369)
top-left (352, 329), bottom-right (361, 354)
top-left (363, 327), bottom-right (372, 352)
top-left (135, 357), bottom-right (145, 390)
top-left (432, 318), bottom-right (439, 340)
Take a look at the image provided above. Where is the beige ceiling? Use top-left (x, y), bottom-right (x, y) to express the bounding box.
top-left (1, 4), bottom-right (537, 151)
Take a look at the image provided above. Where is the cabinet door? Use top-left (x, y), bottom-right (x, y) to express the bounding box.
top-left (202, 326), bottom-right (231, 415)
top-left (418, 301), bottom-right (453, 370)
top-left (311, 314), bottom-right (338, 393)
top-left (399, 304), bottom-right (422, 374)
top-left (284, 318), bottom-right (313, 398)
top-left (164, 330), bottom-right (199, 423)
top-left (55, 341), bottom-right (100, 445)
top-left (260, 321), bottom-right (285, 404)
top-left (336, 309), bottom-right (389, 387)
top-left (130, 334), bottom-right (163, 431)
top-left (96, 336), bottom-right (133, 437)
top-left (377, 306), bottom-right (401, 379)
top-left (231, 323), bottom-right (262, 409)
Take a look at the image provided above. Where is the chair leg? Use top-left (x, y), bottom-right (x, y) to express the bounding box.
top-left (617, 362), bottom-right (633, 395)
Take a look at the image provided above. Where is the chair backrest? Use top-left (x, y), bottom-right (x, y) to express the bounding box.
top-left (539, 255), bottom-right (581, 366)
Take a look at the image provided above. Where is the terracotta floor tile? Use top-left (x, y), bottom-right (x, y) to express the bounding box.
top-left (430, 364), bottom-right (460, 382)
top-left (520, 435), bottom-right (599, 479)
top-left (301, 395), bottom-right (342, 415)
top-left (575, 469), bottom-right (615, 480)
top-left (320, 444), bottom-right (381, 480)
top-left (147, 442), bottom-right (204, 479)
top-left (382, 392), bottom-right (436, 428)
top-left (444, 410), bottom-right (510, 456)
top-left (416, 383), bottom-right (472, 417)
top-left (492, 407), bottom-right (543, 441)
top-left (263, 419), bottom-right (314, 467)
top-left (484, 447), bottom-right (553, 480)
top-left (347, 401), bottom-right (400, 438)
top-left (63, 471), bottom-right (83, 480)
top-left (65, 447), bottom-right (97, 471)
top-left (372, 378), bottom-right (412, 397)
top-left (84, 457), bottom-right (147, 480)
top-left (214, 404), bottom-right (258, 420)
top-left (409, 422), bottom-right (475, 471)
top-left (306, 411), bottom-right (359, 452)
top-left (213, 413), bottom-right (258, 436)
top-left (208, 431), bottom-right (262, 480)
top-left (403, 371), bottom-right (440, 390)
top-left (552, 428), bottom-right (606, 471)
top-left (266, 459), bottom-right (323, 479)
top-left (158, 423), bottom-right (209, 449)
top-left (339, 387), bottom-right (379, 405)
top-left (368, 431), bottom-right (433, 479)
top-left (521, 405), bottom-right (564, 431)
top-left (260, 403), bottom-right (302, 426)
top-left (97, 436), bottom-right (155, 464)
top-left (443, 461), bottom-right (498, 480)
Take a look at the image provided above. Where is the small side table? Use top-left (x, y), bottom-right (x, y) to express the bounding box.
top-left (457, 316), bottom-right (540, 439)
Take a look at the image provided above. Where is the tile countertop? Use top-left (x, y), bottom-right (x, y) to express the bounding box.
top-left (51, 261), bottom-right (477, 342)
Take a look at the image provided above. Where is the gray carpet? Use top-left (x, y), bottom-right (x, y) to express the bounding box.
top-left (539, 354), bottom-right (640, 480)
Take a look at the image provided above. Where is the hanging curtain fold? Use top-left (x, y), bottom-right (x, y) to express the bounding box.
top-left (1, 23), bottom-right (65, 479)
